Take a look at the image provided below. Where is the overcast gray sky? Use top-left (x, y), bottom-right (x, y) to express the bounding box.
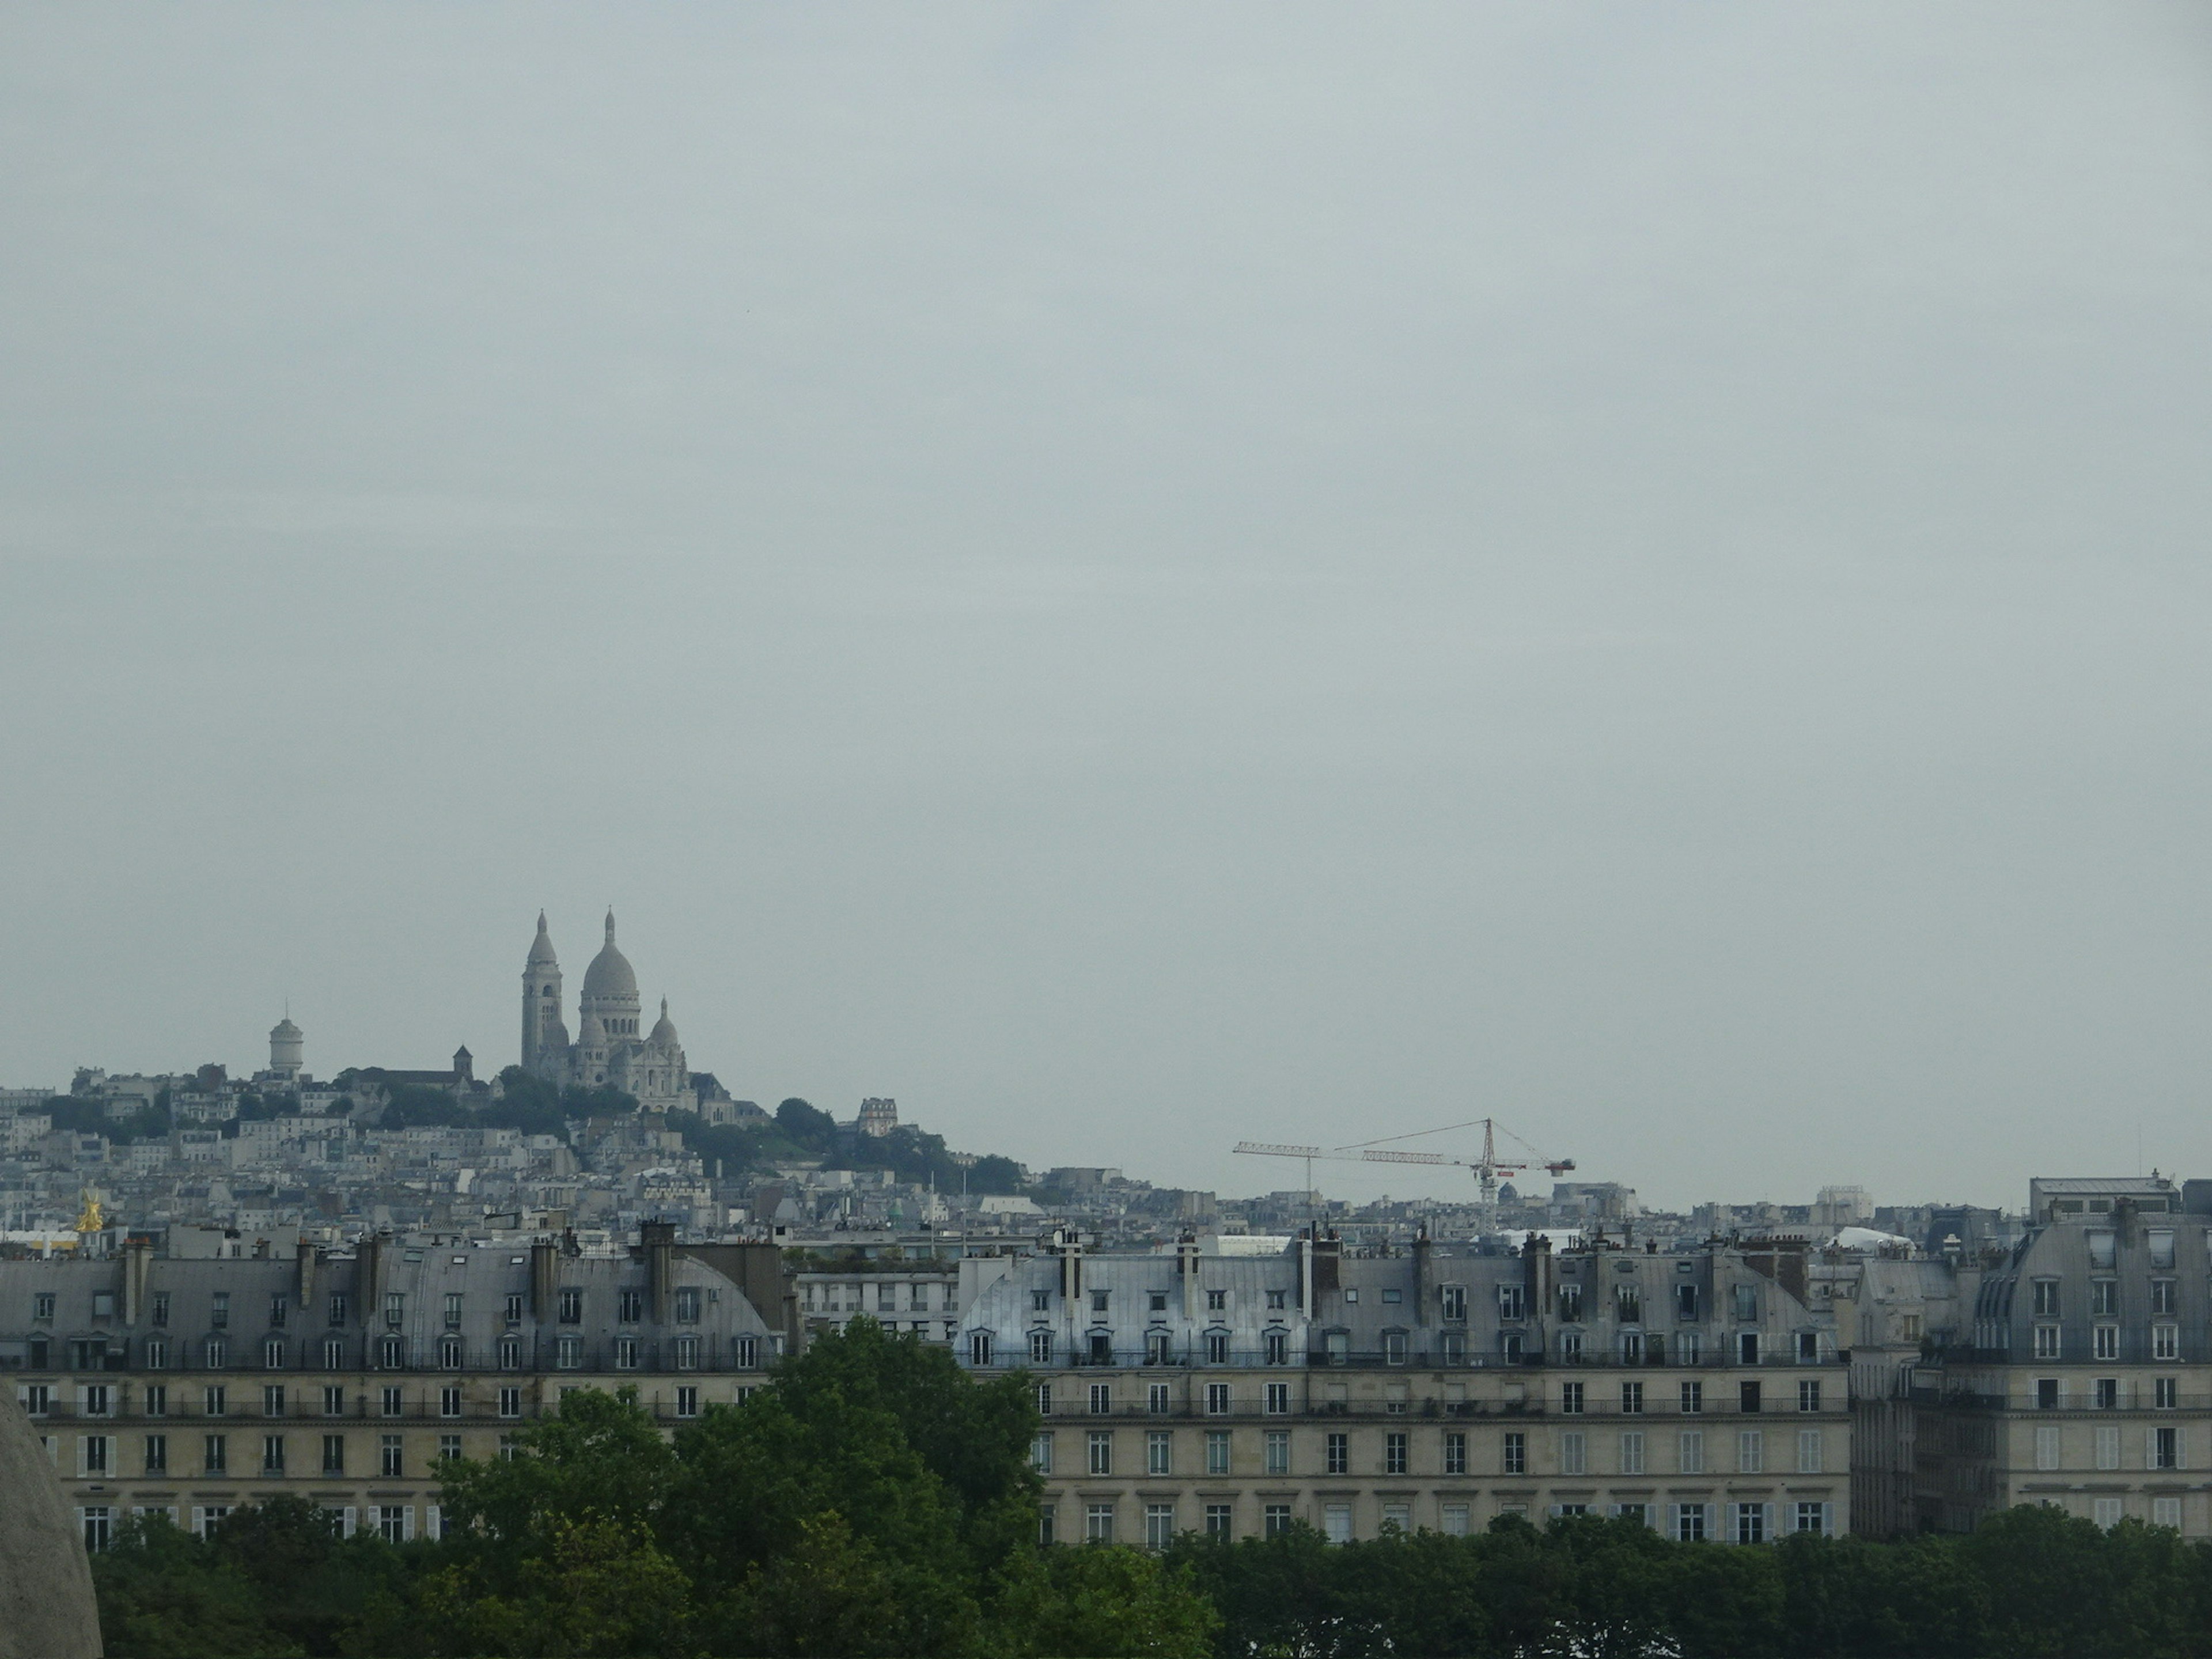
top-left (3, 4), bottom-right (2210, 1212)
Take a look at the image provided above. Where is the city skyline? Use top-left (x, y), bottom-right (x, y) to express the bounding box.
top-left (6, 5), bottom-right (2212, 1213)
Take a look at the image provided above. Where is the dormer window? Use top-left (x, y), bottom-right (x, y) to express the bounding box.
top-left (1206, 1289), bottom-right (1227, 1312)
top-left (1148, 1292), bottom-right (1167, 1313)
top-left (1090, 1291), bottom-right (1109, 1315)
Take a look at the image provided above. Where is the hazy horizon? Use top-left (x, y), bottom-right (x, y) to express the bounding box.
top-left (5, 5), bottom-right (2211, 1214)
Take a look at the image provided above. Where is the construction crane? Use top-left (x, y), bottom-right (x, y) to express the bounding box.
top-left (1234, 1117), bottom-right (1575, 1218)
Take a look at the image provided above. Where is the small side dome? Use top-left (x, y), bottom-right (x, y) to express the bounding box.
top-left (649, 998), bottom-right (679, 1047)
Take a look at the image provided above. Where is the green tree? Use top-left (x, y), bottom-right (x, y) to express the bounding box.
top-left (92, 1512), bottom-right (302, 1659)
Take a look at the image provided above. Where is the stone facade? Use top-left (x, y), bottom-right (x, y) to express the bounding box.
top-left (1, 1229), bottom-right (790, 1540)
top-left (960, 1234), bottom-right (1850, 1545)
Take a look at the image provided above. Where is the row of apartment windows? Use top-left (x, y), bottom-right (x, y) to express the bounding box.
top-left (2032, 1376), bottom-right (2186, 1410)
top-left (1024, 1377), bottom-right (1826, 1418)
top-left (21, 1382), bottom-right (703, 1421)
top-left (55, 1396), bottom-right (713, 1482)
top-left (24, 1285), bottom-right (707, 1332)
top-left (804, 1283), bottom-right (954, 1313)
top-left (1034, 1426), bottom-right (1827, 1478)
top-left (19, 1331), bottom-right (752, 1373)
top-left (73, 1503), bottom-right (438, 1552)
top-left (1043, 1498), bottom-right (1834, 1549)
top-left (2032, 1277), bottom-right (2189, 1317)
top-left (980, 1325), bottom-right (1821, 1370)
top-left (2027, 1324), bottom-right (2186, 1361)
top-left (1037, 1289), bottom-right (1296, 1315)
top-left (2031, 1424), bottom-right (2187, 1471)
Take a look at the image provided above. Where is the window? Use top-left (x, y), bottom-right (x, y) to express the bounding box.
top-left (1028, 1331), bottom-right (1053, 1365)
top-left (383, 1293), bottom-right (403, 1330)
top-left (2033, 1425), bottom-right (2062, 1471)
top-left (615, 1337), bottom-right (639, 1371)
top-left (2096, 1426), bottom-right (2121, 1470)
top-left (2037, 1377), bottom-right (2063, 1409)
top-left (2094, 1498), bottom-right (2122, 1530)
top-left (378, 1506), bottom-right (410, 1545)
top-left (1679, 1431), bottom-right (1705, 1474)
top-left (1499, 1284), bottom-right (1525, 1321)
top-left (1559, 1332), bottom-right (1582, 1364)
top-left (440, 1336), bottom-right (463, 1370)
top-left (78, 1507), bottom-right (111, 1553)
top-left (1434, 1429), bottom-right (1464, 1475)
top-left (673, 1335), bottom-right (700, 1370)
top-left (1206, 1383), bottom-right (1230, 1415)
top-left (2157, 1378), bottom-right (2179, 1410)
top-left (328, 1294), bottom-right (348, 1327)
top-left (737, 1336), bottom-right (759, 1369)
top-left (2032, 1279), bottom-right (2060, 1318)
top-left (1385, 1431), bottom-right (1409, 1475)
top-left (499, 1337), bottom-right (521, 1371)
top-left (1323, 1503), bottom-right (1353, 1545)
top-left (381, 1385), bottom-right (403, 1416)
top-left (81, 1434), bottom-right (110, 1475)
top-left (1738, 1429), bottom-right (1763, 1473)
top-left (206, 1338), bottom-right (228, 1369)
top-left (262, 1434), bottom-right (285, 1474)
top-left (145, 1339), bottom-right (166, 1371)
top-left (1620, 1332), bottom-right (1643, 1365)
top-left (32, 1291), bottom-right (55, 1321)
top-left (1561, 1382), bottom-right (1584, 1414)
top-left (81, 1384), bottom-right (111, 1418)
top-left (143, 1433), bottom-right (167, 1474)
top-left (441, 1386), bottom-right (462, 1418)
top-left (1147, 1291), bottom-right (1167, 1314)
top-left (323, 1339), bottom-right (344, 1370)
top-left (1798, 1429), bottom-right (1823, 1473)
top-left (1145, 1503), bottom-right (1177, 1550)
top-left (204, 1385), bottom-right (227, 1416)
top-left (1265, 1430), bottom-right (1290, 1474)
top-left (2155, 1497), bottom-right (2183, 1531)
top-left (2034, 1325), bottom-right (2062, 1359)
top-left (2150, 1230), bottom-right (2177, 1268)
top-left (2152, 1279), bottom-right (2176, 1316)
top-left (379, 1336), bottom-right (404, 1369)
top-left (2154, 1426), bottom-right (2180, 1470)
top-left (1147, 1430), bottom-right (1172, 1475)
top-left (1264, 1504), bottom-right (1293, 1537)
top-left (1441, 1285), bottom-right (1466, 1322)
top-left (212, 1293), bottom-right (230, 1329)
top-left (381, 1434), bottom-right (403, 1478)
top-left (1798, 1380), bottom-right (1822, 1413)
top-left (1619, 1431), bottom-right (1645, 1475)
top-left (967, 1330), bottom-right (994, 1369)
top-left (1680, 1381), bottom-right (1703, 1414)
top-left (203, 1434), bottom-right (226, 1474)
top-left (2091, 1279), bottom-right (2118, 1317)
top-left (1740, 1381), bottom-right (1762, 1415)
top-left (1148, 1382), bottom-right (1169, 1413)
top-left (674, 1287), bottom-right (702, 1323)
top-left (1266, 1331), bottom-right (1290, 1366)
top-left (262, 1385), bottom-right (285, 1418)
top-left (2095, 1377), bottom-right (2119, 1410)
top-left (1732, 1284), bottom-right (1757, 1321)
top-left (1088, 1430), bottom-right (1112, 1476)
top-left (1559, 1431), bottom-right (1584, 1476)
top-left (150, 1290), bottom-right (170, 1327)
top-left (1207, 1430), bottom-right (1232, 1475)
top-left (2155, 1326), bottom-right (2181, 1362)
top-left (1738, 1333), bottom-right (1760, 1366)
top-left (1088, 1332), bottom-right (1112, 1364)
top-left (1502, 1431), bottom-right (1525, 1475)
top-left (1734, 1503), bottom-right (1768, 1544)
top-left (1677, 1331), bottom-right (1700, 1365)
top-left (323, 1434), bottom-right (344, 1474)
top-left (1206, 1332), bottom-right (1229, 1365)
top-left (1089, 1383), bottom-right (1111, 1415)
top-left (1622, 1381), bottom-right (1643, 1415)
top-left (558, 1289), bottom-right (582, 1325)
top-left (1264, 1382), bottom-right (1290, 1415)
top-left (1796, 1502), bottom-right (1831, 1536)
top-left (438, 1433), bottom-right (461, 1463)
top-left (1442, 1503), bottom-right (1470, 1536)
top-left (1381, 1287), bottom-right (1402, 1305)
top-left (1673, 1503), bottom-right (1707, 1542)
top-left (504, 1294), bottom-right (523, 1325)
top-left (1796, 1331), bottom-right (1818, 1362)
top-left (1093, 1291), bottom-right (1111, 1315)
top-left (145, 1385), bottom-right (166, 1418)
top-left (446, 1293), bottom-right (467, 1330)
top-left (1325, 1433), bottom-right (1349, 1475)
top-left (1206, 1504), bottom-right (1234, 1539)
top-left (1206, 1289), bottom-right (1226, 1312)
top-left (1031, 1431), bottom-right (1054, 1473)
top-left (1676, 1283), bottom-right (1700, 1321)
top-left (1085, 1503), bottom-right (1116, 1545)
top-left (1558, 1283), bottom-right (1583, 1322)
top-left (2095, 1326), bottom-right (2120, 1361)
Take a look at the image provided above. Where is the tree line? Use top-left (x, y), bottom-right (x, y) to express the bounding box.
top-left (91, 1320), bottom-right (2212, 1658)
